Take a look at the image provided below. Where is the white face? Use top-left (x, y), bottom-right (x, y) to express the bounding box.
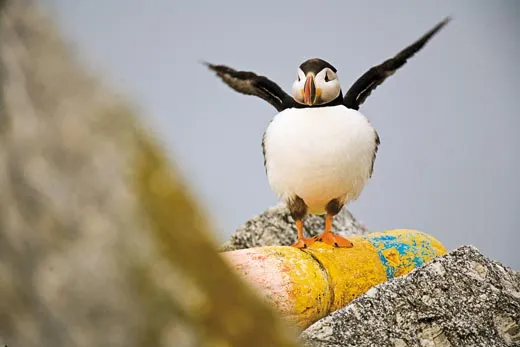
top-left (292, 67), bottom-right (341, 106)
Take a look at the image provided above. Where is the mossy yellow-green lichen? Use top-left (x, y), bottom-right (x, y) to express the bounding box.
top-left (133, 134), bottom-right (298, 346)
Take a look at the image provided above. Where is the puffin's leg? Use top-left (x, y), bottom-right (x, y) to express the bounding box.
top-left (316, 199), bottom-right (353, 248)
top-left (288, 196), bottom-right (316, 249)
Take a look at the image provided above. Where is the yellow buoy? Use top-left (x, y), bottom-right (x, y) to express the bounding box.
top-left (222, 229), bottom-right (447, 328)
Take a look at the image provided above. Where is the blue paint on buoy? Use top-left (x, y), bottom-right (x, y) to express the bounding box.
top-left (367, 231), bottom-right (435, 279)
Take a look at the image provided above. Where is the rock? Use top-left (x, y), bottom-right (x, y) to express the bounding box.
top-left (0, 2), bottom-right (298, 347)
top-left (220, 203), bottom-right (368, 251)
top-left (301, 246), bottom-right (520, 347)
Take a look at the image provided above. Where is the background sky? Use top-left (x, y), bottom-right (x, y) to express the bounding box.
top-left (41, 1), bottom-right (519, 269)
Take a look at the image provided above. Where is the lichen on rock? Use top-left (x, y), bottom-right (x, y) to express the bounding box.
top-left (0, 1), bottom-right (298, 346)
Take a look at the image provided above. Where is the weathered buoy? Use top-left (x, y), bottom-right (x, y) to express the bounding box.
top-left (222, 229), bottom-right (447, 328)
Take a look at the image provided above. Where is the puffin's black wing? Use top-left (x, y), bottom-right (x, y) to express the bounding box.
top-left (204, 62), bottom-right (294, 112)
top-left (343, 17), bottom-right (451, 110)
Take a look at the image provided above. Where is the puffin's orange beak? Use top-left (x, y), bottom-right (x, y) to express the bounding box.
top-left (303, 74), bottom-right (316, 106)
top-left (302, 74), bottom-right (322, 106)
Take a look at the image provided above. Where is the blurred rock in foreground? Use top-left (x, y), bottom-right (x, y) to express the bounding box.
top-left (301, 246), bottom-right (520, 347)
top-left (0, 1), bottom-right (297, 347)
top-left (220, 203), bottom-right (367, 251)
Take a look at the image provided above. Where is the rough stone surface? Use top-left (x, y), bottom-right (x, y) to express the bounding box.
top-left (301, 246), bottom-right (520, 347)
top-left (220, 203), bottom-right (368, 251)
top-left (0, 2), bottom-right (297, 347)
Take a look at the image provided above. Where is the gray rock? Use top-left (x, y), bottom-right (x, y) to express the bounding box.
top-left (0, 2), bottom-right (297, 347)
top-left (220, 203), bottom-right (368, 251)
top-left (301, 246), bottom-right (520, 347)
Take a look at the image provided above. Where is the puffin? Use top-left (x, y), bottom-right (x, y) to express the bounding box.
top-left (205, 18), bottom-right (450, 249)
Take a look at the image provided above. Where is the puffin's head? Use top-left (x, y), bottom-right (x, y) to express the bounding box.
top-left (292, 58), bottom-right (341, 107)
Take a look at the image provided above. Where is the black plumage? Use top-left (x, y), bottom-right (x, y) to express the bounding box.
top-left (205, 17), bottom-right (450, 112)
top-left (343, 17), bottom-right (451, 110)
top-left (202, 62), bottom-right (293, 112)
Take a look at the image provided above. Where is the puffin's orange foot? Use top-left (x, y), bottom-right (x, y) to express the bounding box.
top-left (316, 232), bottom-right (353, 248)
top-left (291, 237), bottom-right (317, 249)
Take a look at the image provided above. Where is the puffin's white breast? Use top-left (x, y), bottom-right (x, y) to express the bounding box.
top-left (263, 105), bottom-right (377, 214)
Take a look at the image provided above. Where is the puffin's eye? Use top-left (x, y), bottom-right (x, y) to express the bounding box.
top-left (325, 69), bottom-right (336, 82)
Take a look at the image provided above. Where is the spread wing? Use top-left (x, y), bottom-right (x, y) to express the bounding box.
top-left (344, 17), bottom-right (451, 110)
top-left (204, 62), bottom-right (294, 112)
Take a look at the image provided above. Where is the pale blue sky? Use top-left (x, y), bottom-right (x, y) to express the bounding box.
top-left (42, 1), bottom-right (519, 268)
